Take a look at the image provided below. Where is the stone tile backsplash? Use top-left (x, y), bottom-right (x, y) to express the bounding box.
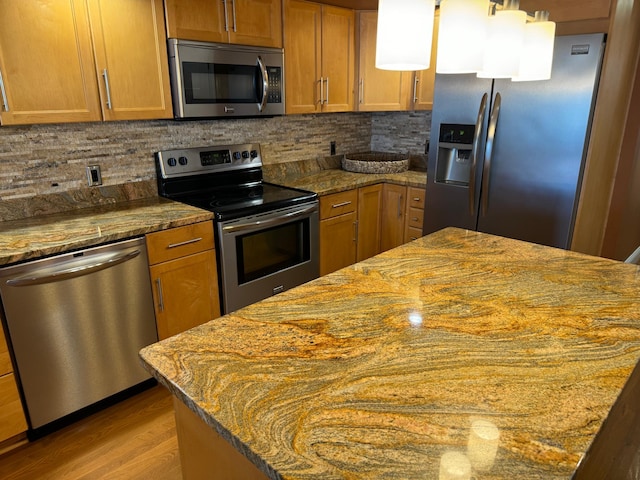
top-left (0, 111), bottom-right (430, 206)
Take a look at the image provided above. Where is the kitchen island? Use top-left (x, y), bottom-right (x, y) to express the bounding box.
top-left (140, 227), bottom-right (640, 479)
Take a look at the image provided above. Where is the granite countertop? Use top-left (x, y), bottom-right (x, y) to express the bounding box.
top-left (0, 197), bottom-right (213, 266)
top-left (140, 227), bottom-right (640, 479)
top-left (265, 167), bottom-right (427, 196)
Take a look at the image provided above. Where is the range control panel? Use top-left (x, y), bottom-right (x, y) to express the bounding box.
top-left (156, 143), bottom-right (262, 178)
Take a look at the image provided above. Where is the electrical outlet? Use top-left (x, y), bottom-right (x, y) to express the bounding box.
top-left (330, 141), bottom-right (336, 156)
top-left (86, 165), bottom-right (102, 186)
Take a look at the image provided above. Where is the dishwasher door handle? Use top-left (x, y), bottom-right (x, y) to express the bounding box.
top-left (6, 250), bottom-right (141, 287)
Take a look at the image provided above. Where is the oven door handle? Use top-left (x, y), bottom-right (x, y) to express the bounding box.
top-left (222, 204), bottom-right (317, 234)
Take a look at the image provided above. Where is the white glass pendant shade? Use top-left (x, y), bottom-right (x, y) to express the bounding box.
top-left (513, 12), bottom-right (556, 82)
top-left (376, 0), bottom-right (436, 71)
top-left (477, 7), bottom-right (527, 78)
top-left (436, 0), bottom-right (490, 74)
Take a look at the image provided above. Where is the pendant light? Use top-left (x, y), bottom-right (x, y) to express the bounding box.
top-left (477, 0), bottom-right (527, 78)
top-left (375, 0), bottom-right (436, 71)
top-left (512, 11), bottom-right (556, 81)
top-left (436, 0), bottom-right (490, 74)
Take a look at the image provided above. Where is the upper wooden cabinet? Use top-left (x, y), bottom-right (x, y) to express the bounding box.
top-left (284, 0), bottom-right (355, 114)
top-left (356, 11), bottom-right (411, 112)
top-left (356, 9), bottom-right (438, 112)
top-left (0, 0), bottom-right (172, 125)
top-left (412, 9), bottom-right (439, 111)
top-left (164, 0), bottom-right (283, 48)
top-left (88, 0), bottom-right (173, 121)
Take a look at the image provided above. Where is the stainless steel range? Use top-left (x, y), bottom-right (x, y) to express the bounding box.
top-left (155, 143), bottom-right (319, 314)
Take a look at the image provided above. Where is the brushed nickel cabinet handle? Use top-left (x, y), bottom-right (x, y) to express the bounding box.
top-left (155, 278), bottom-right (164, 312)
top-left (0, 69), bottom-right (8, 112)
top-left (222, 0), bottom-right (229, 31)
top-left (325, 76), bottom-right (330, 105)
top-left (168, 237), bottom-right (203, 249)
top-left (413, 75), bottom-right (419, 103)
top-left (102, 69), bottom-right (113, 109)
top-left (332, 201), bottom-right (352, 208)
top-left (231, 0), bottom-right (237, 32)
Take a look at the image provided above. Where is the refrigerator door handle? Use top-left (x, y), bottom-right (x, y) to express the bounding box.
top-left (481, 92), bottom-right (502, 216)
top-left (469, 93), bottom-right (488, 215)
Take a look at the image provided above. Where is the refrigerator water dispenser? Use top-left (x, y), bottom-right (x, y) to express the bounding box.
top-left (435, 124), bottom-right (474, 186)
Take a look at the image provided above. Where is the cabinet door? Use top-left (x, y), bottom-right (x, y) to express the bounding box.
top-left (230, 0), bottom-right (283, 48)
top-left (380, 184), bottom-right (407, 252)
top-left (320, 212), bottom-right (357, 276)
top-left (357, 184), bottom-right (383, 262)
top-left (321, 6), bottom-right (355, 112)
top-left (357, 12), bottom-right (411, 112)
top-left (0, 0), bottom-right (101, 125)
top-left (150, 249), bottom-right (221, 340)
top-left (88, 0), bottom-right (172, 121)
top-left (413, 10), bottom-right (439, 111)
top-left (284, 0), bottom-right (322, 114)
top-left (0, 374), bottom-right (27, 442)
top-left (164, 0), bottom-right (228, 43)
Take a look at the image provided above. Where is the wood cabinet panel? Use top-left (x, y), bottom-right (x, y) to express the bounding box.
top-left (356, 11), bottom-right (411, 112)
top-left (0, 326), bottom-right (11, 377)
top-left (519, 0), bottom-right (611, 23)
top-left (88, 0), bottom-right (172, 121)
top-left (357, 184), bottom-right (382, 261)
top-left (229, 0), bottom-right (283, 48)
top-left (284, 0), bottom-right (354, 114)
top-left (165, 0), bottom-right (282, 47)
top-left (406, 186), bottom-right (426, 210)
top-left (321, 6), bottom-right (356, 112)
top-left (0, 0), bottom-right (101, 125)
top-left (164, 0), bottom-right (227, 43)
top-left (412, 10), bottom-right (439, 111)
top-left (320, 211), bottom-right (357, 276)
top-left (380, 184), bottom-right (406, 252)
top-left (150, 250), bottom-right (220, 340)
top-left (146, 221), bottom-right (215, 265)
top-left (320, 189), bottom-right (358, 219)
top-left (0, 374), bottom-right (28, 442)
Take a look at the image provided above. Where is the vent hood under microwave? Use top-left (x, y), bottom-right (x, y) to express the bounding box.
top-left (168, 39), bottom-right (285, 119)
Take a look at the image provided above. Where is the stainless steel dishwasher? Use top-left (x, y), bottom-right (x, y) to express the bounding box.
top-left (0, 237), bottom-right (158, 433)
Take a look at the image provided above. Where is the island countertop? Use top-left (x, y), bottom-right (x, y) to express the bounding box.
top-left (140, 228), bottom-right (640, 479)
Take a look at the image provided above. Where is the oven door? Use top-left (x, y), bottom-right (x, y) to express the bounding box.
top-left (168, 39), bottom-right (284, 118)
top-left (217, 202), bottom-right (319, 314)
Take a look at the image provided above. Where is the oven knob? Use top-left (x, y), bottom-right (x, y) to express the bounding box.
top-left (167, 157), bottom-right (177, 167)
top-left (250, 150), bottom-right (258, 159)
top-left (233, 151), bottom-right (242, 160)
top-left (242, 151), bottom-right (250, 159)
top-left (178, 156), bottom-right (188, 166)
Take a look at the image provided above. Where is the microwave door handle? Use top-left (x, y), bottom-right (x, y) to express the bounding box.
top-left (257, 56), bottom-right (268, 112)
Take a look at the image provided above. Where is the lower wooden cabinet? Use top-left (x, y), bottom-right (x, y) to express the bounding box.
top-left (404, 186), bottom-right (426, 243)
top-left (380, 184), bottom-right (407, 252)
top-left (319, 190), bottom-right (358, 276)
top-left (357, 184), bottom-right (383, 261)
top-left (146, 221), bottom-right (220, 340)
top-left (0, 326), bottom-right (27, 444)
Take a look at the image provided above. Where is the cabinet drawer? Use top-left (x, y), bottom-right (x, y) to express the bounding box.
top-left (0, 373), bottom-right (27, 441)
top-left (320, 190), bottom-right (358, 220)
top-left (407, 187), bottom-right (425, 209)
top-left (407, 207), bottom-right (424, 230)
top-left (146, 221), bottom-right (215, 265)
top-left (405, 226), bottom-right (423, 243)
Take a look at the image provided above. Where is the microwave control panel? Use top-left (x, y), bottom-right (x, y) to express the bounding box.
top-left (267, 67), bottom-right (282, 104)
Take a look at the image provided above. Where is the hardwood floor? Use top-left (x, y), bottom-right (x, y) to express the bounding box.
top-left (0, 385), bottom-right (182, 480)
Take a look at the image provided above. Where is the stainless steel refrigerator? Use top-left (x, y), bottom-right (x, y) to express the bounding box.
top-left (423, 33), bottom-right (605, 249)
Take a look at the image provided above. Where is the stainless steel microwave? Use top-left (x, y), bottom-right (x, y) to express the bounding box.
top-left (167, 39), bottom-right (285, 119)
